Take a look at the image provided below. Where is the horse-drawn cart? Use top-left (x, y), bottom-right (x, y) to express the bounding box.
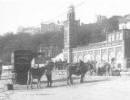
top-left (12, 50), bottom-right (33, 85)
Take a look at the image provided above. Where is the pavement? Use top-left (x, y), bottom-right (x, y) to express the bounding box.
top-left (1, 76), bottom-right (130, 100)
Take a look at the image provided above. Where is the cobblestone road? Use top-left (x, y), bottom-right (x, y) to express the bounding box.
top-left (1, 76), bottom-right (129, 100)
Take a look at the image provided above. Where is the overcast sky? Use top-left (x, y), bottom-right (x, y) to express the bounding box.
top-left (0, 0), bottom-right (130, 35)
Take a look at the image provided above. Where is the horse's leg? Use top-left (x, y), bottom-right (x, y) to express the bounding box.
top-left (106, 69), bottom-right (108, 76)
top-left (106, 67), bottom-right (109, 76)
top-left (38, 80), bottom-right (41, 88)
top-left (97, 68), bottom-right (100, 76)
top-left (109, 68), bottom-right (111, 76)
top-left (38, 79), bottom-right (41, 88)
top-left (48, 75), bottom-right (50, 87)
top-left (90, 70), bottom-right (92, 76)
top-left (67, 75), bottom-right (70, 85)
top-left (67, 71), bottom-right (70, 85)
top-left (47, 74), bottom-right (52, 87)
top-left (27, 72), bottom-right (30, 89)
top-left (30, 76), bottom-right (33, 89)
top-left (30, 80), bottom-right (32, 89)
top-left (70, 74), bottom-right (73, 84)
top-left (50, 74), bottom-right (52, 87)
top-left (105, 68), bottom-right (107, 76)
top-left (80, 74), bottom-right (85, 83)
top-left (47, 81), bottom-right (49, 87)
top-left (37, 79), bottom-right (39, 88)
top-left (67, 74), bottom-right (72, 85)
top-left (110, 67), bottom-right (112, 76)
top-left (46, 75), bottom-right (49, 87)
top-left (27, 78), bottom-right (30, 89)
top-left (37, 78), bottom-right (41, 88)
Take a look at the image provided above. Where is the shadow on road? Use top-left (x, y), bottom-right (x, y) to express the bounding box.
top-left (10, 76), bottom-right (112, 92)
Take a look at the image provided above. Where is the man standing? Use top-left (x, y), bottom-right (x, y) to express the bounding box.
top-left (46, 59), bottom-right (54, 87)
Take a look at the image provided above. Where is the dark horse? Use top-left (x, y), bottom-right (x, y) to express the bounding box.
top-left (97, 62), bottom-right (111, 76)
top-left (27, 61), bottom-right (54, 88)
top-left (67, 61), bottom-right (93, 85)
top-left (27, 66), bottom-right (46, 89)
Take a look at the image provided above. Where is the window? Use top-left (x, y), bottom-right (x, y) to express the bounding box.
top-left (116, 33), bottom-right (120, 40)
top-left (112, 34), bottom-right (115, 41)
top-left (108, 34), bottom-right (111, 42)
top-left (119, 33), bottom-right (123, 40)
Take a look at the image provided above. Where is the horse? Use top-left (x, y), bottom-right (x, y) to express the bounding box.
top-left (27, 60), bottom-right (55, 89)
top-left (97, 62), bottom-right (111, 76)
top-left (67, 61), bottom-right (93, 85)
top-left (45, 61), bottom-right (54, 87)
top-left (27, 66), bottom-right (46, 89)
top-left (87, 60), bottom-right (97, 75)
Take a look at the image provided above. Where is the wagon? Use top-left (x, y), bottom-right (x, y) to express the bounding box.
top-left (12, 50), bottom-right (33, 85)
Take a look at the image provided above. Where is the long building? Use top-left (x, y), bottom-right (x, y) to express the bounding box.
top-left (41, 22), bottom-right (63, 33)
top-left (63, 5), bottom-right (130, 70)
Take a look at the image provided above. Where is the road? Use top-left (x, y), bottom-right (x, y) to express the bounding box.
top-left (1, 76), bottom-right (130, 100)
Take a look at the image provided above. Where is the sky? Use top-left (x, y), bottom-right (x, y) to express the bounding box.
top-left (0, 0), bottom-right (130, 35)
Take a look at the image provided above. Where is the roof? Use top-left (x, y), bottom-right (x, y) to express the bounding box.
top-left (119, 15), bottom-right (130, 23)
top-left (52, 53), bottom-right (64, 62)
top-left (73, 41), bottom-right (107, 51)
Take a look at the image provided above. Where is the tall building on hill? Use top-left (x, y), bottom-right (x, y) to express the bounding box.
top-left (63, 6), bottom-right (130, 69)
top-left (40, 22), bottom-right (63, 33)
top-left (96, 15), bottom-right (107, 23)
top-left (63, 5), bottom-right (80, 63)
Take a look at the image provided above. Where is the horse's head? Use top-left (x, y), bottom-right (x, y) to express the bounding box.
top-left (104, 62), bottom-right (111, 68)
top-left (45, 61), bottom-right (54, 71)
top-left (40, 67), bottom-right (46, 72)
top-left (84, 61), bottom-right (93, 71)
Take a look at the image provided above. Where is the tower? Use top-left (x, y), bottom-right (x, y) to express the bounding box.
top-left (64, 5), bottom-right (79, 63)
